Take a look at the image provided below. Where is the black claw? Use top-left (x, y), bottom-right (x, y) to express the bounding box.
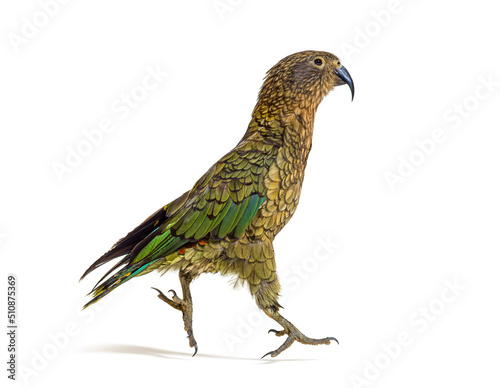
top-left (261, 351), bottom-right (274, 359)
top-left (328, 336), bottom-right (339, 345)
top-left (268, 329), bottom-right (279, 335)
top-left (192, 344), bottom-right (198, 357)
top-left (151, 287), bottom-right (162, 294)
top-left (168, 289), bottom-right (177, 297)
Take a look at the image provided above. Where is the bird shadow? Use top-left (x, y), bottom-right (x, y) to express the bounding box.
top-left (82, 343), bottom-right (318, 363)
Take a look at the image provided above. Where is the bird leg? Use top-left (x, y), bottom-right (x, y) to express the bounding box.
top-left (152, 271), bottom-right (198, 356)
top-left (262, 306), bottom-right (338, 358)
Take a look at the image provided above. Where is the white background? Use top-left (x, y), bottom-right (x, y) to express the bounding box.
top-left (1, 0), bottom-right (499, 387)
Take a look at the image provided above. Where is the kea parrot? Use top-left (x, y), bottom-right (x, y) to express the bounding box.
top-left (81, 50), bottom-right (354, 358)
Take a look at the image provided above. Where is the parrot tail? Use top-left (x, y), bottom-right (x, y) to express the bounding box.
top-left (79, 206), bottom-right (167, 282)
top-left (81, 192), bottom-right (192, 309)
top-left (82, 256), bottom-right (162, 309)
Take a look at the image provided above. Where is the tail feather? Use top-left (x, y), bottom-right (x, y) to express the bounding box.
top-left (82, 226), bottom-right (188, 308)
top-left (88, 227), bottom-right (164, 293)
top-left (80, 206), bottom-right (167, 281)
top-left (83, 258), bottom-right (160, 309)
top-left (89, 254), bottom-right (130, 294)
top-left (81, 191), bottom-right (192, 308)
top-left (83, 233), bottom-right (188, 308)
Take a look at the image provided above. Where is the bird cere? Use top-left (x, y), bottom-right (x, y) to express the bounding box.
top-left (81, 50), bottom-right (354, 358)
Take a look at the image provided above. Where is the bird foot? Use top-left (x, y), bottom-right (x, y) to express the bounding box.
top-left (263, 328), bottom-right (338, 358)
top-left (151, 287), bottom-right (198, 356)
top-left (151, 287), bottom-right (185, 310)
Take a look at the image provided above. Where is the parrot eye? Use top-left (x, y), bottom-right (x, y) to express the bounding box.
top-left (313, 57), bottom-right (324, 67)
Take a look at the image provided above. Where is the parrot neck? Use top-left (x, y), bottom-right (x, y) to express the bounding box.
top-left (248, 96), bottom-right (319, 148)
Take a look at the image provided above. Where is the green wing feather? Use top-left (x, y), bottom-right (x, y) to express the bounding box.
top-left (83, 135), bottom-right (277, 308)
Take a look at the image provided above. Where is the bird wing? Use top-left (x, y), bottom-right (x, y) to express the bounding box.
top-left (79, 190), bottom-right (190, 281)
top-left (82, 135), bottom-right (277, 308)
top-left (129, 135), bottom-right (277, 265)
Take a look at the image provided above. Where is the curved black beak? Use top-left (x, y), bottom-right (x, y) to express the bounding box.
top-left (334, 65), bottom-right (355, 101)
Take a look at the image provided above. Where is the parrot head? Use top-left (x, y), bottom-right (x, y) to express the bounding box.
top-left (259, 50), bottom-right (355, 109)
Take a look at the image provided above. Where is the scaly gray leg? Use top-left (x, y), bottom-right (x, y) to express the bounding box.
top-left (152, 271), bottom-right (197, 356)
top-left (262, 306), bottom-right (338, 358)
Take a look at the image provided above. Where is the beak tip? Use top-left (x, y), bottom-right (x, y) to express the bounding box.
top-left (334, 65), bottom-right (355, 102)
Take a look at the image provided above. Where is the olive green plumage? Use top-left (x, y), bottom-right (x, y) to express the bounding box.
top-left (81, 50), bottom-right (354, 357)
